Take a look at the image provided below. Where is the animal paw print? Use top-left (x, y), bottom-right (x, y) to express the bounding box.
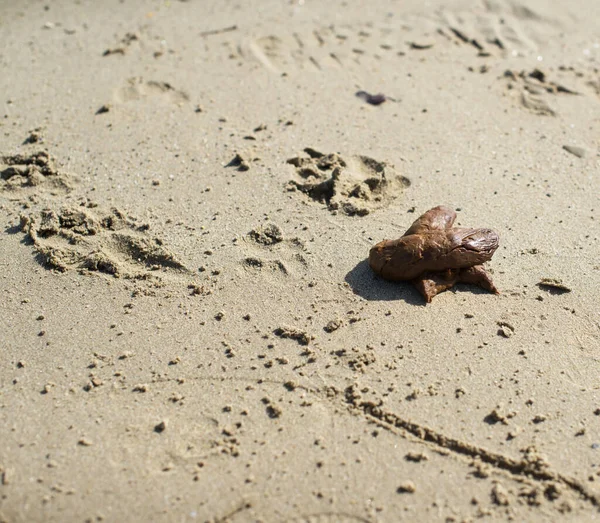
top-left (240, 222), bottom-right (309, 277)
top-left (0, 151), bottom-right (71, 196)
top-left (286, 148), bottom-right (410, 216)
top-left (20, 205), bottom-right (189, 280)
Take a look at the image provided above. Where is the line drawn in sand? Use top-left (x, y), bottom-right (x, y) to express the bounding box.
top-left (288, 513), bottom-right (372, 523)
top-left (341, 383), bottom-right (600, 511)
top-left (135, 371), bottom-right (598, 517)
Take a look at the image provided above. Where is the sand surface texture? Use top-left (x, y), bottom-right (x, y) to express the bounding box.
top-left (1, 1), bottom-right (599, 521)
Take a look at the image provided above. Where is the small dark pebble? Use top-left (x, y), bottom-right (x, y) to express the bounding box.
top-left (529, 69), bottom-right (546, 82)
top-left (226, 153), bottom-right (250, 171)
top-left (23, 130), bottom-right (42, 144)
top-left (409, 41), bottom-right (434, 50)
top-left (355, 91), bottom-right (386, 106)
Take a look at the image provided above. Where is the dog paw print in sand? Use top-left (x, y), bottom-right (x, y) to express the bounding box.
top-left (503, 69), bottom-right (579, 116)
top-left (286, 148), bottom-right (410, 216)
top-left (240, 222), bottom-right (309, 277)
top-left (1, 151), bottom-right (71, 196)
top-left (114, 77), bottom-right (190, 105)
top-left (20, 205), bottom-right (189, 280)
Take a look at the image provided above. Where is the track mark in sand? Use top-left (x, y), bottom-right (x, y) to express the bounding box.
top-left (103, 31), bottom-right (140, 56)
top-left (580, 69), bottom-right (600, 101)
top-left (286, 148), bottom-right (410, 216)
top-left (519, 90), bottom-right (556, 116)
top-left (20, 205), bottom-right (190, 281)
top-left (244, 26), bottom-right (349, 73)
top-left (209, 500), bottom-right (253, 523)
top-left (503, 69), bottom-right (579, 116)
top-left (114, 77), bottom-right (190, 105)
top-left (342, 384), bottom-right (600, 510)
top-left (0, 151), bottom-right (71, 196)
top-left (199, 24), bottom-right (238, 38)
top-left (247, 36), bottom-right (282, 73)
top-left (290, 513), bottom-right (371, 523)
top-left (435, 0), bottom-right (562, 55)
top-left (148, 371), bottom-right (598, 515)
top-left (240, 222), bottom-right (309, 277)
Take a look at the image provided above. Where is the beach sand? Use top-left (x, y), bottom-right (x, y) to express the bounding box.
top-left (1, 0), bottom-right (599, 521)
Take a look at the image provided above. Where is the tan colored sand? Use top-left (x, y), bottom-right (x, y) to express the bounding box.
top-left (1, 0), bottom-right (599, 521)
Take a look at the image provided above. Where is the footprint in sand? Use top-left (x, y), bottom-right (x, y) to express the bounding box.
top-left (0, 151), bottom-right (72, 197)
top-left (114, 77), bottom-right (190, 105)
top-left (239, 222), bottom-right (309, 278)
top-left (286, 148), bottom-right (410, 217)
top-left (20, 205), bottom-right (189, 281)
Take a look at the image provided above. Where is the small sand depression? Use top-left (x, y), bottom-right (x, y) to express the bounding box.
top-left (240, 222), bottom-right (308, 277)
top-left (20, 205), bottom-right (188, 279)
top-left (286, 148), bottom-right (410, 216)
top-left (114, 77), bottom-right (190, 105)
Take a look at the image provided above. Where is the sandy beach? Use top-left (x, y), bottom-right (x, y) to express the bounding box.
top-left (1, 0), bottom-right (599, 521)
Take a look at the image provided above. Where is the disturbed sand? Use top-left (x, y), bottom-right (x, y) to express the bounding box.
top-left (1, 1), bottom-right (599, 521)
